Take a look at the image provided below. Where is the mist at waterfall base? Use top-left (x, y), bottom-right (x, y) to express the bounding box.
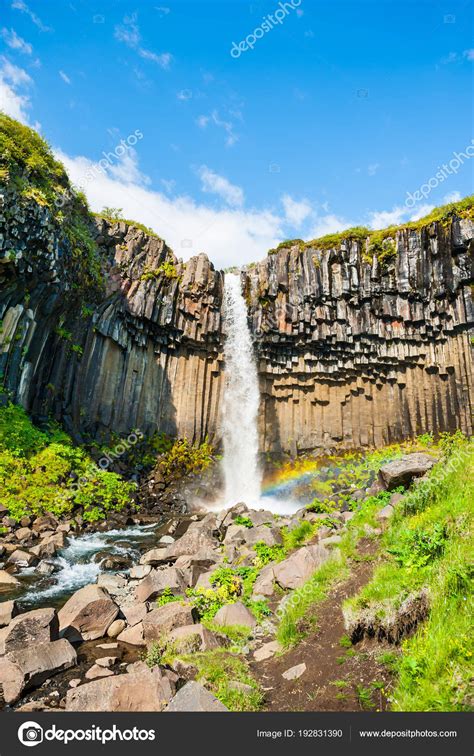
top-left (213, 273), bottom-right (299, 516)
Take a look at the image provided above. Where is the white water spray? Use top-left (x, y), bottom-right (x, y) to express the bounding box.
top-left (221, 273), bottom-right (262, 506)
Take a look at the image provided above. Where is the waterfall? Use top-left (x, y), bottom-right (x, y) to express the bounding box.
top-left (221, 273), bottom-right (262, 506)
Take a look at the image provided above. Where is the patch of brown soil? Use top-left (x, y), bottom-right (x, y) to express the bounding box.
top-left (251, 539), bottom-right (395, 711)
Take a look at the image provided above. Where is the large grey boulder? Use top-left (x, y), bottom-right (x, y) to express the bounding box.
top-left (213, 602), bottom-right (256, 628)
top-left (164, 681), bottom-right (228, 712)
top-left (245, 525), bottom-right (282, 547)
top-left (0, 639), bottom-right (76, 704)
top-left (163, 527), bottom-right (216, 560)
top-left (0, 607), bottom-right (58, 655)
top-left (273, 543), bottom-right (332, 590)
top-left (252, 564), bottom-right (276, 597)
top-left (134, 567), bottom-right (187, 603)
top-left (66, 666), bottom-right (173, 711)
top-left (58, 584), bottom-right (119, 642)
top-left (378, 453), bottom-right (435, 490)
top-left (143, 603), bottom-right (195, 642)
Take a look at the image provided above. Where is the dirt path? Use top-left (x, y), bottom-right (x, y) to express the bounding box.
top-left (251, 539), bottom-right (394, 712)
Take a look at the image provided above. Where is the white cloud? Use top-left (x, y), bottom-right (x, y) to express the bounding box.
top-left (0, 57), bottom-right (32, 123)
top-left (59, 70), bottom-right (71, 85)
top-left (1, 57), bottom-right (31, 86)
top-left (409, 204), bottom-right (435, 221)
top-left (307, 213), bottom-right (352, 238)
top-left (197, 165), bottom-right (244, 207)
top-left (1, 27), bottom-right (32, 55)
top-left (114, 13), bottom-right (172, 70)
top-left (443, 190), bottom-right (461, 203)
top-left (11, 1), bottom-right (51, 32)
top-left (196, 109), bottom-right (239, 147)
top-left (107, 149), bottom-right (151, 186)
top-left (440, 52), bottom-right (459, 64)
top-left (368, 205), bottom-right (409, 228)
top-left (282, 194), bottom-right (312, 227)
top-left (55, 149), bottom-right (284, 268)
top-left (138, 49), bottom-right (172, 69)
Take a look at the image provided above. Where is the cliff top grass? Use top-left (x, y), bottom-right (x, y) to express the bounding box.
top-left (93, 206), bottom-right (161, 239)
top-left (268, 195), bottom-right (474, 260)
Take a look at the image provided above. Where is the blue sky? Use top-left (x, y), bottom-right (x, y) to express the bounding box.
top-left (1, 0), bottom-right (473, 266)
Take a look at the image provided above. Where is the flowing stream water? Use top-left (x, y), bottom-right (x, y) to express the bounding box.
top-left (221, 273), bottom-right (263, 507)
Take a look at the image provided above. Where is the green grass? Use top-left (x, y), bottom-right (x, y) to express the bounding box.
top-left (181, 650), bottom-right (263, 711)
top-left (281, 519), bottom-right (319, 551)
top-left (146, 643), bottom-right (263, 711)
top-left (344, 434), bottom-right (473, 711)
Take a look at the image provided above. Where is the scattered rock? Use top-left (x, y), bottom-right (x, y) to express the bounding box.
top-left (213, 602), bottom-right (256, 628)
top-left (120, 603), bottom-right (148, 627)
top-left (96, 656), bottom-right (119, 668)
top-left (107, 619), bottom-right (126, 638)
top-left (134, 567), bottom-right (186, 603)
top-left (168, 623), bottom-right (220, 652)
top-left (66, 666), bottom-right (173, 711)
top-left (164, 681), bottom-right (228, 712)
top-left (0, 639), bottom-right (76, 704)
top-left (85, 664), bottom-right (114, 680)
top-left (7, 549), bottom-right (37, 567)
top-left (129, 565), bottom-right (152, 579)
top-left (376, 504), bottom-right (395, 521)
top-left (273, 543), bottom-right (332, 590)
top-left (0, 570), bottom-right (20, 587)
top-left (0, 607), bottom-right (59, 654)
top-left (143, 603), bottom-right (194, 642)
top-left (117, 622), bottom-right (144, 646)
top-left (253, 640), bottom-right (281, 661)
top-left (58, 584), bottom-right (119, 642)
top-left (0, 599), bottom-right (18, 628)
top-left (282, 662), bottom-right (306, 680)
top-left (379, 453), bottom-right (435, 490)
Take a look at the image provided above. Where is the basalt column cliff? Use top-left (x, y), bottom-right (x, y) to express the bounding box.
top-left (246, 219), bottom-right (473, 452)
top-left (1, 184), bottom-right (473, 452)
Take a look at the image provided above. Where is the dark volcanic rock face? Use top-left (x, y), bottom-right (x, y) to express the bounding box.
top-left (1, 185), bottom-right (473, 452)
top-left (0, 189), bottom-right (224, 443)
top-left (245, 220), bottom-right (474, 452)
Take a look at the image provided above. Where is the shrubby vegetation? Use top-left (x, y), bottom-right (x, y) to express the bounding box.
top-left (0, 403), bottom-right (136, 523)
top-left (158, 437), bottom-right (214, 479)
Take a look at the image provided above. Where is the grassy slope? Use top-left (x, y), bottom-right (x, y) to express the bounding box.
top-left (345, 433), bottom-right (473, 711)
